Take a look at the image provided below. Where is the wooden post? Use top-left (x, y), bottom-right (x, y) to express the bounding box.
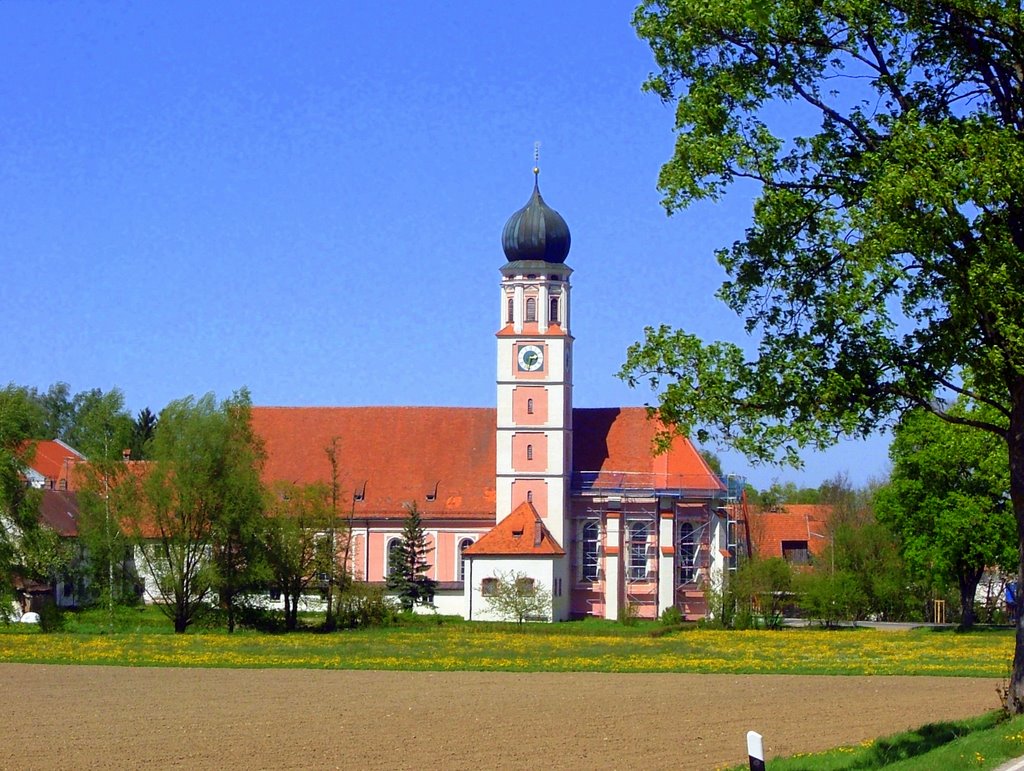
top-left (933, 599), bottom-right (946, 624)
top-left (747, 730), bottom-right (765, 771)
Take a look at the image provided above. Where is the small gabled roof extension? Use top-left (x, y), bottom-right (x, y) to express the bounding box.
top-left (24, 440), bottom-right (84, 489)
top-left (462, 501), bottom-right (564, 557)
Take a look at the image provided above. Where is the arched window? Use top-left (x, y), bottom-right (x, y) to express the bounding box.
top-left (506, 297), bottom-right (514, 323)
top-left (386, 538), bottom-right (403, 578)
top-left (628, 521), bottom-right (650, 580)
top-left (525, 297), bottom-right (537, 322)
top-left (526, 444), bottom-right (533, 461)
top-left (549, 296), bottom-right (559, 323)
top-left (678, 522), bottom-right (698, 584)
top-left (581, 520), bottom-right (600, 581)
top-left (527, 398), bottom-right (534, 414)
top-left (458, 538), bottom-right (473, 583)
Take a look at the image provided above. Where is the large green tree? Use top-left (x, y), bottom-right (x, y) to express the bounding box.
top-left (129, 390), bottom-right (265, 633)
top-left (624, 0), bottom-right (1024, 709)
top-left (875, 401), bottom-right (1016, 628)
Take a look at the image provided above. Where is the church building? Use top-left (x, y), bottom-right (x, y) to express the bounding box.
top-left (252, 169), bottom-right (734, 621)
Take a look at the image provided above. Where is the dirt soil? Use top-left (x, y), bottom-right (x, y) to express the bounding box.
top-left (0, 665), bottom-right (1001, 770)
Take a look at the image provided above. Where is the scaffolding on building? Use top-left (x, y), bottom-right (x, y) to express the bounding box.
top-left (571, 470), bottom-right (747, 620)
top-left (622, 503), bottom-right (658, 618)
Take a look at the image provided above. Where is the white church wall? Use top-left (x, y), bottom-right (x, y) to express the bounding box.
top-left (465, 556), bottom-right (556, 622)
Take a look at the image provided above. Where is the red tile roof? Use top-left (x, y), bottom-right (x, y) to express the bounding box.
top-left (252, 406), bottom-right (720, 521)
top-left (462, 501), bottom-right (564, 556)
top-left (572, 408), bottom-right (725, 492)
top-left (38, 490), bottom-right (79, 537)
top-left (252, 407), bottom-right (497, 520)
top-left (25, 440), bottom-right (83, 489)
top-left (749, 505), bottom-right (833, 559)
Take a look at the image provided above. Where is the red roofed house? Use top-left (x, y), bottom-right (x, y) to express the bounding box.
top-left (747, 504), bottom-right (833, 566)
top-left (14, 441), bottom-right (86, 611)
top-left (253, 171), bottom-right (734, 621)
top-left (23, 439), bottom-right (83, 492)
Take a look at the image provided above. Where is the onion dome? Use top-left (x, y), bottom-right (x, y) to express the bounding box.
top-left (501, 169), bottom-right (571, 264)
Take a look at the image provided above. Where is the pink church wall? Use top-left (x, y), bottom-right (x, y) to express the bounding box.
top-left (512, 386), bottom-right (547, 425)
top-left (367, 531), bottom-right (400, 581)
top-left (348, 533), bottom-right (365, 581)
top-left (511, 433), bottom-right (547, 472)
top-left (511, 479), bottom-right (547, 517)
top-left (435, 532), bottom-right (454, 581)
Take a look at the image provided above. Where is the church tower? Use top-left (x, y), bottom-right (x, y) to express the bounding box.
top-left (495, 167), bottom-right (573, 549)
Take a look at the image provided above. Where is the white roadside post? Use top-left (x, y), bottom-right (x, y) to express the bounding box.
top-left (747, 731), bottom-right (765, 771)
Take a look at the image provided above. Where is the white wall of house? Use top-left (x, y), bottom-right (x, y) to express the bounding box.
top-left (464, 555), bottom-right (556, 622)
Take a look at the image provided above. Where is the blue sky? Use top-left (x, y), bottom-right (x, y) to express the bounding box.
top-left (0, 1), bottom-right (890, 490)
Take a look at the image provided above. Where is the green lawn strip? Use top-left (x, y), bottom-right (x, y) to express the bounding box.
top-left (0, 617), bottom-right (1013, 675)
top-left (722, 711), bottom-right (1024, 770)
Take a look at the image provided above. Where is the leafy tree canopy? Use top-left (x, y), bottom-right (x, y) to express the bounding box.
top-left (624, 1), bottom-right (1024, 459)
top-left (131, 389), bottom-right (264, 633)
top-left (875, 399), bottom-right (1015, 627)
top-left (624, 0), bottom-right (1024, 706)
top-left (66, 388), bottom-right (133, 462)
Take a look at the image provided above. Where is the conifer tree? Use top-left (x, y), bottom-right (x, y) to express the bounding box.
top-left (386, 501), bottom-right (436, 611)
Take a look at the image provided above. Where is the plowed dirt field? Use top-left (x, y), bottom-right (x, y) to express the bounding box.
top-left (0, 665), bottom-right (999, 770)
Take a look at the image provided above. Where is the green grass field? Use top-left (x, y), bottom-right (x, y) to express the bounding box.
top-left (0, 609), bottom-right (1014, 675)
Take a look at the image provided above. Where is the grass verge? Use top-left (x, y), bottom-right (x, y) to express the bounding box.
top-left (722, 710), bottom-right (1024, 770)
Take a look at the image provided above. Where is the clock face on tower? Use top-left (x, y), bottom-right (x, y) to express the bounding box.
top-left (517, 344), bottom-right (544, 372)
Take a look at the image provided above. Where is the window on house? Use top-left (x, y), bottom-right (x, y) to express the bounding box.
top-left (782, 540), bottom-right (810, 565)
top-left (458, 538), bottom-right (473, 583)
top-left (386, 538), bottom-right (403, 577)
top-left (526, 444), bottom-right (533, 461)
top-left (678, 522), bottom-right (698, 584)
top-left (507, 297), bottom-right (514, 323)
top-left (525, 297), bottom-right (537, 322)
top-left (515, 577), bottom-right (536, 595)
top-left (481, 577), bottom-right (499, 596)
top-left (549, 296), bottom-right (559, 323)
top-left (527, 398), bottom-right (534, 414)
top-left (628, 521), bottom-right (650, 580)
top-left (581, 520), bottom-right (600, 582)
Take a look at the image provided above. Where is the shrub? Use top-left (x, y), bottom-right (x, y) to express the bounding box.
top-left (618, 600), bottom-right (640, 627)
top-left (733, 557), bottom-right (793, 630)
top-left (660, 606), bottom-right (684, 626)
top-left (797, 570), bottom-right (867, 628)
top-left (335, 583), bottom-right (399, 628)
top-left (37, 600), bottom-right (64, 633)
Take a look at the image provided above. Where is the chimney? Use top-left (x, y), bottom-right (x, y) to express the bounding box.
top-left (122, 448), bottom-right (131, 461)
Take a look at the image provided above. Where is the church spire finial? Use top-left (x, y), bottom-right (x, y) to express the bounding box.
top-left (533, 141), bottom-right (541, 182)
